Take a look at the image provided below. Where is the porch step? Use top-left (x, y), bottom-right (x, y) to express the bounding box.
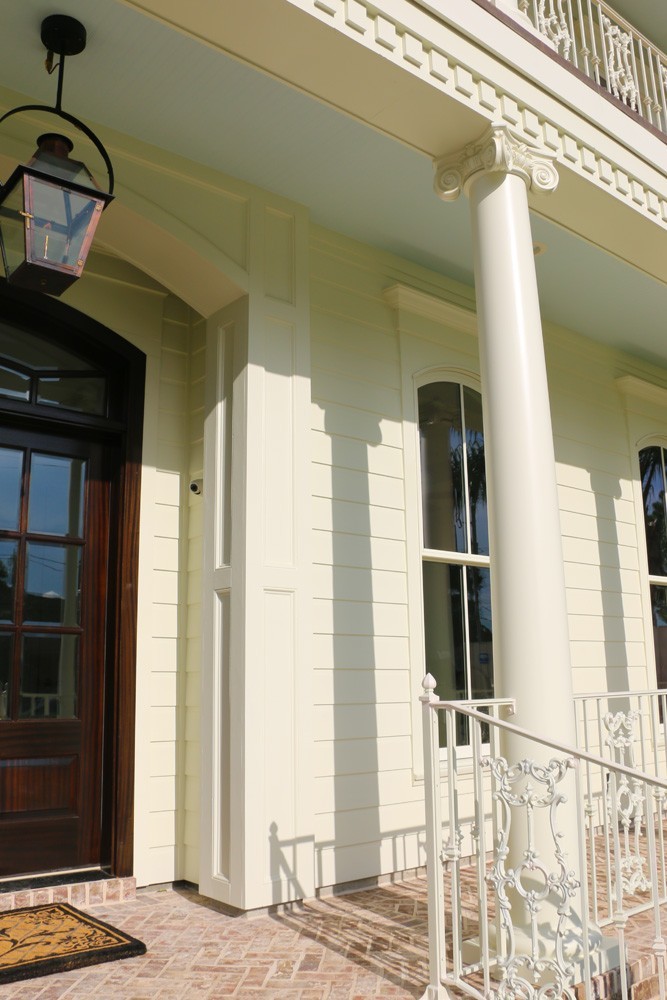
top-left (576, 951), bottom-right (662, 1000)
top-left (0, 874), bottom-right (136, 912)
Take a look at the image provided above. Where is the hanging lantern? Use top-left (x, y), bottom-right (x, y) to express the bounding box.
top-left (0, 133), bottom-right (113, 295)
top-left (0, 15), bottom-right (114, 297)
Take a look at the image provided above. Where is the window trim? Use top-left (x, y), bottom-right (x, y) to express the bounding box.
top-left (404, 365), bottom-right (487, 777)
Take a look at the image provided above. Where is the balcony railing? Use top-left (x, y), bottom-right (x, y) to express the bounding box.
top-left (521, 0), bottom-right (667, 135)
top-left (420, 676), bottom-right (667, 999)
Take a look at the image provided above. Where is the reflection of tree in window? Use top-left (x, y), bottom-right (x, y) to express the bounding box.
top-left (419, 382), bottom-right (492, 746)
top-left (639, 446), bottom-right (667, 690)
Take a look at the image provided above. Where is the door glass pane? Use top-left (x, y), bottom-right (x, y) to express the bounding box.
top-left (37, 376), bottom-right (106, 416)
top-left (419, 383), bottom-right (466, 552)
top-left (24, 543), bottom-right (81, 625)
top-left (19, 634), bottom-right (78, 719)
top-left (0, 448), bottom-right (23, 531)
top-left (0, 635), bottom-right (11, 719)
top-left (640, 447), bottom-right (667, 576)
top-left (0, 540), bottom-right (17, 623)
top-left (28, 454), bottom-right (86, 536)
top-left (0, 365), bottom-right (30, 402)
top-left (423, 561), bottom-right (466, 745)
top-left (463, 388), bottom-right (489, 557)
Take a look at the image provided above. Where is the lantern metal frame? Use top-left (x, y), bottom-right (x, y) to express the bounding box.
top-left (0, 14), bottom-right (115, 197)
top-left (0, 14), bottom-right (114, 295)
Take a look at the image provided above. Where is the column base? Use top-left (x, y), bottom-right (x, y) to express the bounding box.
top-left (419, 986), bottom-right (454, 1000)
top-left (462, 920), bottom-right (621, 989)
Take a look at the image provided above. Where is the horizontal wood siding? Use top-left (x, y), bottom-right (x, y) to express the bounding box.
top-left (309, 228), bottom-right (667, 890)
top-left (310, 232), bottom-right (417, 887)
top-left (548, 331), bottom-right (651, 697)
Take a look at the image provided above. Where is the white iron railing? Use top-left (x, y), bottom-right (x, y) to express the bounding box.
top-left (420, 675), bottom-right (667, 999)
top-left (574, 689), bottom-right (667, 780)
top-left (520, 0), bottom-right (667, 134)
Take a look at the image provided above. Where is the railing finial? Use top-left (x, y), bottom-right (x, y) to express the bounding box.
top-left (421, 674), bottom-right (438, 702)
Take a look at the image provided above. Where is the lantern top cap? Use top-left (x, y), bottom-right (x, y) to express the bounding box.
top-left (36, 133), bottom-right (74, 155)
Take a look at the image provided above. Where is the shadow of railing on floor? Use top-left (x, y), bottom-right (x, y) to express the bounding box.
top-left (271, 879), bottom-right (430, 996)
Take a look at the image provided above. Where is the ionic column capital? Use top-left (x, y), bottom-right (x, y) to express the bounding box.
top-left (434, 123), bottom-right (559, 201)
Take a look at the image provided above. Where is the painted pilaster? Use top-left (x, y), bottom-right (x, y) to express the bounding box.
top-left (199, 194), bottom-right (314, 911)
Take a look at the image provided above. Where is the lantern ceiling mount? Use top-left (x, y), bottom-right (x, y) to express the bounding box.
top-left (0, 14), bottom-right (115, 296)
top-left (41, 14), bottom-right (87, 61)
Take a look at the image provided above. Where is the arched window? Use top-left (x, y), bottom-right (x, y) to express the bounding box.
top-left (639, 446), bottom-right (667, 689)
top-left (418, 381), bottom-right (492, 745)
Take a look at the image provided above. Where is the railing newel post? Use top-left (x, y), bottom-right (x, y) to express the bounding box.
top-left (472, 714), bottom-right (491, 993)
top-left (444, 706), bottom-right (463, 979)
top-left (420, 675), bottom-right (448, 997)
top-left (574, 760), bottom-right (593, 1000)
top-left (644, 781), bottom-right (666, 1000)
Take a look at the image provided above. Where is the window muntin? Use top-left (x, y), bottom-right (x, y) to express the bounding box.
top-left (418, 381), bottom-right (492, 746)
top-left (640, 446), bottom-right (667, 689)
top-left (0, 322), bottom-right (107, 416)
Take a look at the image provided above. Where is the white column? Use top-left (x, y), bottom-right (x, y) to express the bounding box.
top-left (433, 127), bottom-right (600, 975)
top-left (435, 123), bottom-right (574, 752)
top-left (427, 124), bottom-right (619, 986)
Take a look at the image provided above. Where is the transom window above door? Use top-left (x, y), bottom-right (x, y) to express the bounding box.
top-left (418, 381), bottom-right (493, 746)
top-left (0, 322), bottom-right (107, 416)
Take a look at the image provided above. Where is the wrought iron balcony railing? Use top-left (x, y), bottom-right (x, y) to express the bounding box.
top-left (521, 0), bottom-right (667, 135)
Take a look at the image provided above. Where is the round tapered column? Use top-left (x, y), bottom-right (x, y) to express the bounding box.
top-left (435, 123), bottom-right (574, 749)
top-left (433, 126), bottom-right (615, 980)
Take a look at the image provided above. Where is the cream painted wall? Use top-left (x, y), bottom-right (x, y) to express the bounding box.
top-left (308, 225), bottom-right (665, 889)
top-left (46, 212), bottom-right (666, 899)
top-left (62, 252), bottom-right (201, 888)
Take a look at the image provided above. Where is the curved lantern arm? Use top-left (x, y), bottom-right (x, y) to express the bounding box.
top-left (0, 104), bottom-right (114, 197)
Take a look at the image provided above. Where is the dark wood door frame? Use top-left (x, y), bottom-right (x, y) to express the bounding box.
top-left (0, 279), bottom-right (145, 878)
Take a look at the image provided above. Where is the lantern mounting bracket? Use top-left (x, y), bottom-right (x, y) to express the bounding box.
top-left (0, 15), bottom-right (114, 195)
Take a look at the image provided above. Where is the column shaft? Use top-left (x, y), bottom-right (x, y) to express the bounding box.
top-left (468, 169), bottom-right (576, 748)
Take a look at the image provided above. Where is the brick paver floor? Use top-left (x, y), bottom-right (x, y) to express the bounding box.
top-left (0, 873), bottom-right (664, 998)
top-left (0, 879), bottom-right (430, 999)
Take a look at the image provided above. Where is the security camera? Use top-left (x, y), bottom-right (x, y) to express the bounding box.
top-left (189, 479), bottom-right (203, 495)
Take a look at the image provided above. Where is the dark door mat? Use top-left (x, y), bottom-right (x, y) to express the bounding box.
top-left (0, 902), bottom-right (146, 984)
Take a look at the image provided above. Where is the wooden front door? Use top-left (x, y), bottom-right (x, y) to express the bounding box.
top-left (0, 426), bottom-right (112, 875)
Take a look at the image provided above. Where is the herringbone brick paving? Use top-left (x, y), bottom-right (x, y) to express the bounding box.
top-left (0, 879), bottom-right (430, 999)
top-left (0, 873), bottom-right (664, 998)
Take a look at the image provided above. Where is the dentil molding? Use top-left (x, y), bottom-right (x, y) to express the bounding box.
top-left (291, 0), bottom-right (666, 226)
top-left (434, 123), bottom-right (559, 200)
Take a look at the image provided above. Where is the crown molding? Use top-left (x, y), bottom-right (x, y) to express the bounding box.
top-left (383, 283), bottom-right (477, 334)
top-left (616, 375), bottom-right (667, 407)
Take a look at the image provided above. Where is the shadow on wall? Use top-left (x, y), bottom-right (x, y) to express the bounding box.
top-left (320, 398), bottom-right (384, 888)
top-left (591, 471), bottom-right (631, 697)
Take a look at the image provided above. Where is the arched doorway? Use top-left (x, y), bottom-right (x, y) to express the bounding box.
top-left (0, 282), bottom-right (144, 878)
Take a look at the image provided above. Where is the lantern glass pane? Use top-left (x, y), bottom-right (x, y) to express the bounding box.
top-left (0, 179), bottom-right (27, 280)
top-left (27, 177), bottom-right (100, 273)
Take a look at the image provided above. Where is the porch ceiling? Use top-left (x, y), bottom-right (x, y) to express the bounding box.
top-left (0, 0), bottom-right (665, 366)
